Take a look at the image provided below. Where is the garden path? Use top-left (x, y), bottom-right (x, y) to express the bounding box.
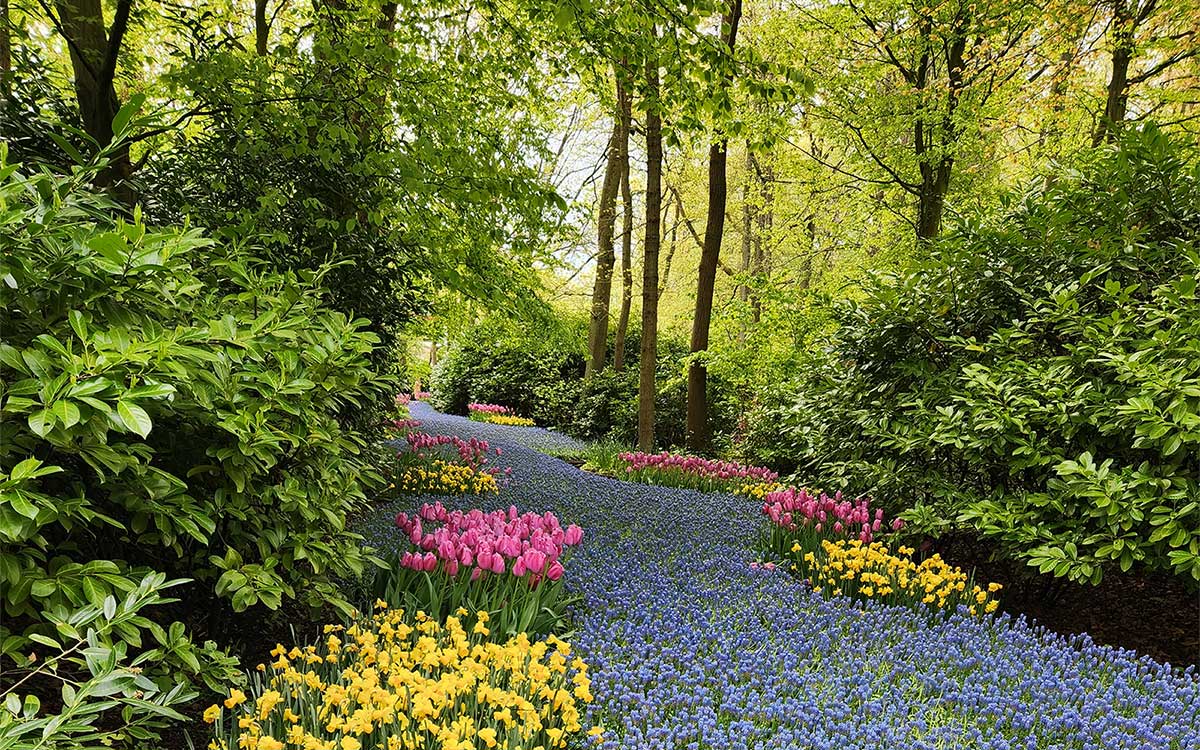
top-left (361, 402), bottom-right (1200, 750)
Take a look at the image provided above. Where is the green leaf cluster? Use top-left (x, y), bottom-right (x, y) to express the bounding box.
top-left (749, 126), bottom-right (1200, 584)
top-left (0, 148), bottom-right (392, 743)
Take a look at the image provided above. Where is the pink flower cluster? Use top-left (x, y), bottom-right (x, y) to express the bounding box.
top-left (468, 403), bottom-right (512, 415)
top-left (405, 431), bottom-right (506, 475)
top-left (413, 391), bottom-right (432, 400)
top-left (762, 487), bottom-right (904, 543)
top-left (395, 393), bottom-right (412, 407)
top-left (393, 502), bottom-right (584, 585)
top-left (391, 418), bottom-right (422, 430)
top-left (618, 451), bottom-right (779, 484)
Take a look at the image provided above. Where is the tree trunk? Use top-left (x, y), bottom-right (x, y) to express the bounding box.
top-left (658, 194), bottom-right (678, 298)
top-left (685, 0), bottom-right (741, 453)
top-left (914, 20), bottom-right (964, 243)
top-left (0, 0), bottom-right (11, 96)
top-left (255, 0), bottom-right (269, 54)
top-left (685, 138), bottom-right (730, 452)
top-left (752, 154), bottom-right (770, 324)
top-left (55, 0), bottom-right (133, 203)
top-left (585, 76), bottom-right (626, 378)
top-left (613, 80), bottom-right (634, 373)
top-left (1094, 0), bottom-right (1135, 145)
top-left (916, 169), bottom-right (949, 241)
top-left (739, 146), bottom-right (754, 306)
top-left (638, 43), bottom-right (662, 452)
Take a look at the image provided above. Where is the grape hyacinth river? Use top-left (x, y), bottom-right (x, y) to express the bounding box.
top-left (360, 402), bottom-right (1200, 750)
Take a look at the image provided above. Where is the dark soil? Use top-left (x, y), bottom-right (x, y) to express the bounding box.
top-left (930, 532), bottom-right (1200, 668)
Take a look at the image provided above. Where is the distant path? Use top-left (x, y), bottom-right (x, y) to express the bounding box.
top-left (360, 401), bottom-right (1200, 750)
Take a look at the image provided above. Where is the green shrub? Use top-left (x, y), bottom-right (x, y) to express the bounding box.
top-left (0, 148), bottom-right (391, 742)
top-left (0, 573), bottom-right (226, 749)
top-left (571, 368), bottom-right (639, 441)
top-left (764, 126), bottom-right (1200, 584)
top-left (431, 316), bottom-right (585, 426)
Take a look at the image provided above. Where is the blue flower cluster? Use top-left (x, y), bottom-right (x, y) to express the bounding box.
top-left (360, 403), bottom-right (1200, 750)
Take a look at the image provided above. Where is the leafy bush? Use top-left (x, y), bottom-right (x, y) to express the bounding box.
top-left (431, 316), bottom-right (585, 426)
top-left (0, 149), bottom-right (390, 742)
top-left (762, 126), bottom-right (1200, 584)
top-left (0, 573), bottom-right (213, 749)
top-left (571, 368), bottom-right (639, 441)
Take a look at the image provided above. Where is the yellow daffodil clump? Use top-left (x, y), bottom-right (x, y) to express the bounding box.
top-left (732, 482), bottom-right (787, 501)
top-left (479, 414), bottom-right (536, 427)
top-left (205, 606), bottom-right (601, 750)
top-left (794, 539), bottom-right (1002, 615)
top-left (397, 460), bottom-right (498, 495)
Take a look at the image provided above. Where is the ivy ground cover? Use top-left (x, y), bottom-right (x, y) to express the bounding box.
top-left (361, 402), bottom-right (1200, 750)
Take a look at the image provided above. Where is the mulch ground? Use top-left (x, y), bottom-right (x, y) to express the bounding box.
top-left (931, 532), bottom-right (1200, 668)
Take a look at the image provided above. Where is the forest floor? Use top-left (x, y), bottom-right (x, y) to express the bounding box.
top-left (934, 533), bottom-right (1199, 667)
top-left (357, 402), bottom-right (1199, 749)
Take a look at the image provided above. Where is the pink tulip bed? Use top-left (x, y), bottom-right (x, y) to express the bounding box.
top-left (617, 450), bottom-right (779, 493)
top-left (385, 392), bottom-right (422, 433)
top-left (759, 486), bottom-right (904, 560)
top-left (468, 402), bottom-right (536, 426)
top-left (392, 431), bottom-right (511, 495)
top-left (373, 501), bottom-right (585, 637)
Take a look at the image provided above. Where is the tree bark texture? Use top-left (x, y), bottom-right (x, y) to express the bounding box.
top-left (1, 0), bottom-right (12, 96)
top-left (1094, 0), bottom-right (1135, 145)
top-left (255, 0), bottom-right (269, 54)
top-left (55, 0), bottom-right (133, 203)
top-left (686, 0), bottom-right (742, 453)
top-left (613, 80), bottom-right (634, 372)
top-left (638, 43), bottom-right (663, 452)
top-left (586, 73), bottom-right (627, 378)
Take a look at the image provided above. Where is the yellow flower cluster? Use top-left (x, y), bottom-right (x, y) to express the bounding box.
top-left (205, 607), bottom-right (600, 750)
top-left (733, 482), bottom-right (786, 500)
top-left (799, 539), bottom-right (1002, 615)
top-left (479, 414), bottom-right (535, 427)
top-left (397, 460), bottom-right (498, 495)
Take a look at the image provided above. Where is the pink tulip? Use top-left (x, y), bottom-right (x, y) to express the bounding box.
top-left (523, 549), bottom-right (546, 574)
top-left (564, 525), bottom-right (584, 546)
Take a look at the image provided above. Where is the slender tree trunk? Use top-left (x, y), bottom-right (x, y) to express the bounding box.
top-left (916, 170), bottom-right (950, 241)
top-left (0, 0), bottom-right (11, 96)
top-left (255, 0), bottom-right (269, 54)
top-left (613, 80), bottom-right (634, 372)
top-left (658, 195), bottom-right (678, 298)
top-left (586, 76), bottom-right (626, 378)
top-left (638, 42), bottom-right (662, 452)
top-left (752, 154), bottom-right (770, 324)
top-left (55, 0), bottom-right (133, 203)
top-left (915, 21), bottom-right (963, 242)
top-left (1094, 0), bottom-right (1135, 145)
top-left (739, 146), bottom-right (754, 306)
top-left (378, 2), bottom-right (398, 32)
top-left (685, 138), bottom-right (729, 451)
top-left (686, 0), bottom-right (741, 453)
